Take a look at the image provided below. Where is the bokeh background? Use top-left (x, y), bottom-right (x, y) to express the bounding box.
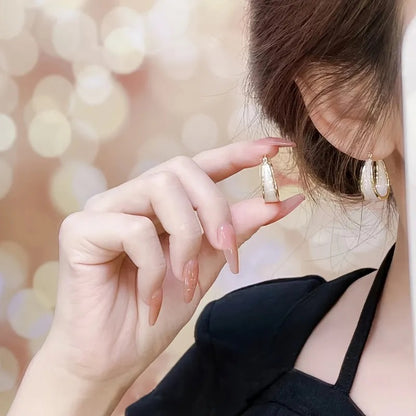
top-left (0, 1), bottom-right (396, 414)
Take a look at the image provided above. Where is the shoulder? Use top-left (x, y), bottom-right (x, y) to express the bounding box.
top-left (195, 275), bottom-right (325, 351)
top-left (195, 267), bottom-right (376, 354)
top-left (124, 271), bottom-right (375, 415)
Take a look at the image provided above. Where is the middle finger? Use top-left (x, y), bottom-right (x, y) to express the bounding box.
top-left (85, 156), bottom-right (235, 254)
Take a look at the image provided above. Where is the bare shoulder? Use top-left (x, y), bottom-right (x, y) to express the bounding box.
top-left (294, 270), bottom-right (377, 384)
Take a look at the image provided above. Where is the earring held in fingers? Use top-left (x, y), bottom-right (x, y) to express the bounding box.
top-left (261, 155), bottom-right (280, 203)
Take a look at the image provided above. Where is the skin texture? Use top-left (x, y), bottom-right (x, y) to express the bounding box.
top-left (294, 1), bottom-right (416, 414)
top-left (7, 138), bottom-right (305, 416)
top-left (7, 2), bottom-right (416, 415)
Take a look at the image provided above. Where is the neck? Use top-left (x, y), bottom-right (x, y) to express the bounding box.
top-left (384, 148), bottom-right (409, 292)
top-left (381, 149), bottom-right (414, 350)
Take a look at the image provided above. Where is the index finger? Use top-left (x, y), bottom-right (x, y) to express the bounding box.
top-left (192, 137), bottom-right (295, 183)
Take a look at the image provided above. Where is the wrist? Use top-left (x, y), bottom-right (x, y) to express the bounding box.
top-left (8, 346), bottom-right (137, 416)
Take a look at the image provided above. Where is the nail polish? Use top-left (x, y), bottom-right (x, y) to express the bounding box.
top-left (149, 288), bottom-right (163, 326)
top-left (255, 137), bottom-right (296, 147)
top-left (280, 194), bottom-right (306, 212)
top-left (217, 223), bottom-right (239, 274)
top-left (183, 258), bottom-right (199, 303)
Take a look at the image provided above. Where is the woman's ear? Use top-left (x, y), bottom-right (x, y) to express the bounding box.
top-left (295, 73), bottom-right (397, 161)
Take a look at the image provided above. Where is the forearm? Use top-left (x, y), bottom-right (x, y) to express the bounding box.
top-left (7, 348), bottom-right (134, 416)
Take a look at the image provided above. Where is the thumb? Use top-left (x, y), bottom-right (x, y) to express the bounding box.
top-left (231, 194), bottom-right (306, 246)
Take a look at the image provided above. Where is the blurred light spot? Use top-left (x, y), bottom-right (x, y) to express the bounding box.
top-left (100, 7), bottom-right (145, 74)
top-left (129, 136), bottom-right (185, 179)
top-left (203, 34), bottom-right (243, 79)
top-left (195, 0), bottom-right (239, 32)
top-left (0, 391), bottom-right (15, 415)
top-left (0, 241), bottom-right (28, 274)
top-left (118, 0), bottom-right (155, 13)
top-left (72, 163), bottom-right (107, 207)
top-left (22, 101), bottom-right (36, 127)
top-left (0, 243), bottom-right (28, 292)
top-left (31, 10), bottom-right (60, 57)
top-left (0, 30), bottom-right (39, 76)
top-left (155, 37), bottom-right (198, 81)
top-left (182, 114), bottom-right (219, 153)
top-left (0, 115), bottom-right (17, 152)
top-left (42, 0), bottom-right (88, 13)
top-left (0, 74), bottom-right (19, 114)
top-left (101, 6), bottom-right (144, 39)
top-left (60, 121), bottom-right (100, 163)
top-left (7, 289), bottom-right (53, 339)
top-left (0, 275), bottom-right (4, 299)
top-left (147, 67), bottom-right (215, 114)
top-left (129, 159), bottom-right (158, 180)
top-left (0, 0), bottom-right (25, 40)
top-left (22, 7), bottom-right (36, 30)
top-left (24, 0), bottom-right (46, 8)
top-left (69, 81), bottom-right (129, 141)
top-left (28, 110), bottom-right (71, 158)
top-left (32, 75), bottom-right (73, 114)
top-left (103, 27), bottom-right (145, 74)
top-left (70, 42), bottom-right (105, 76)
top-left (0, 242), bottom-right (28, 320)
top-left (75, 65), bottom-right (113, 105)
top-left (0, 348), bottom-right (19, 392)
top-left (50, 161), bottom-right (107, 215)
top-left (0, 159), bottom-right (12, 199)
top-left (146, 0), bottom-right (191, 52)
top-left (33, 261), bottom-right (58, 309)
top-left (51, 164), bottom-right (79, 214)
top-left (52, 10), bottom-right (98, 62)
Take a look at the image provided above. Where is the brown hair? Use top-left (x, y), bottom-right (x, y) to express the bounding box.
top-left (248, 0), bottom-right (403, 205)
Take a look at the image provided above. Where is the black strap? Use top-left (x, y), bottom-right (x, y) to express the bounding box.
top-left (335, 243), bottom-right (396, 393)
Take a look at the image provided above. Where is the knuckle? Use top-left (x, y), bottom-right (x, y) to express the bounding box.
top-left (172, 221), bottom-right (202, 245)
top-left (170, 154), bottom-right (193, 168)
top-left (151, 170), bottom-right (181, 189)
top-left (127, 216), bottom-right (155, 239)
top-left (83, 193), bottom-right (103, 211)
top-left (58, 212), bottom-right (85, 245)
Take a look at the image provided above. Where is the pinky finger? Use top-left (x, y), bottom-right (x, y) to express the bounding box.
top-left (59, 211), bottom-right (167, 326)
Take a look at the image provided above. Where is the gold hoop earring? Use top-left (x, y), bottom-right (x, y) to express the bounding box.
top-left (359, 153), bottom-right (391, 201)
top-left (260, 155), bottom-right (280, 203)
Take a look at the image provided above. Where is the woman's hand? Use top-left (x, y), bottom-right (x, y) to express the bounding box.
top-left (42, 138), bottom-right (304, 387)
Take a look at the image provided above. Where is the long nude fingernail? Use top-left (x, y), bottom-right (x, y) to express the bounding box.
top-left (183, 258), bottom-right (199, 303)
top-left (148, 288), bottom-right (163, 326)
top-left (217, 223), bottom-right (239, 274)
top-left (279, 193), bottom-right (306, 212)
top-left (255, 137), bottom-right (296, 147)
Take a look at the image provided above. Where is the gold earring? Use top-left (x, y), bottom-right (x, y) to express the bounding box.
top-left (260, 155), bottom-right (280, 203)
top-left (359, 153), bottom-right (391, 201)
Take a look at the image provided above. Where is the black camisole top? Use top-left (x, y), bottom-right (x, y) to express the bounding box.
top-left (125, 244), bottom-right (395, 415)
